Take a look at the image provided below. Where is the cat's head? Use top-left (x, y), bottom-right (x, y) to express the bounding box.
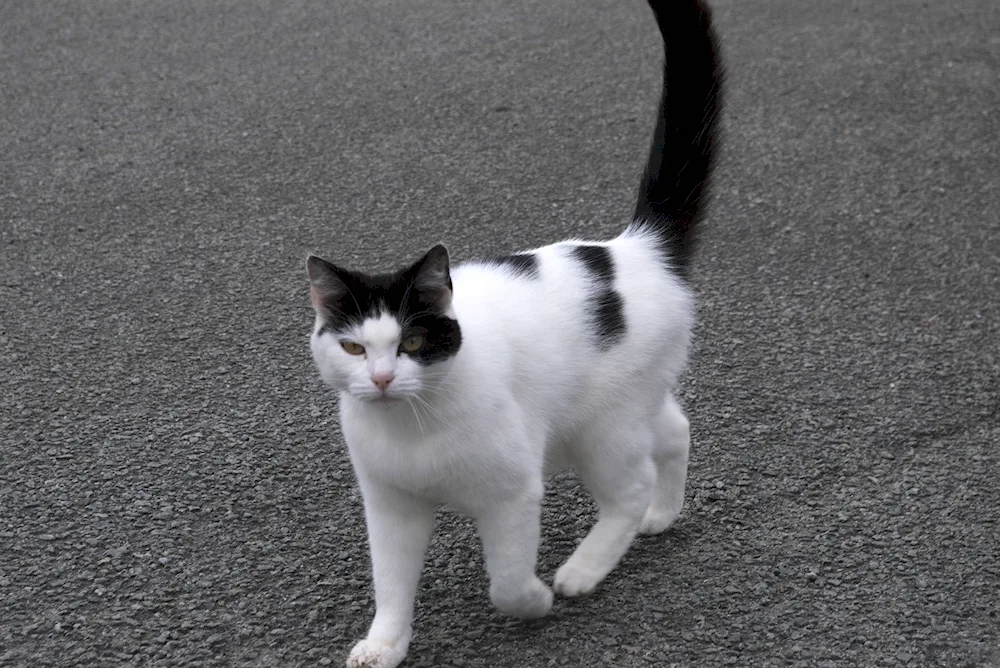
top-left (306, 244), bottom-right (462, 402)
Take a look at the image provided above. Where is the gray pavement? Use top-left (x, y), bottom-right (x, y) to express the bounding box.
top-left (2, 0), bottom-right (998, 666)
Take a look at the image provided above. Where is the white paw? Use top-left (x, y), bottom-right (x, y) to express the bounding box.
top-left (639, 506), bottom-right (680, 535)
top-left (346, 637), bottom-right (408, 668)
top-left (491, 577), bottom-right (553, 619)
top-left (553, 559), bottom-right (603, 598)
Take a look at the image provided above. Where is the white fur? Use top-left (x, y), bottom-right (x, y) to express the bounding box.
top-left (314, 227), bottom-right (694, 668)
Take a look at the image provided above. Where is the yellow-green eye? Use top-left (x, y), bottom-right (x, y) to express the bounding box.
top-left (341, 341), bottom-right (365, 356)
top-left (400, 334), bottom-right (424, 353)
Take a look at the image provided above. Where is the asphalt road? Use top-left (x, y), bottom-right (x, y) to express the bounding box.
top-left (2, 0), bottom-right (998, 666)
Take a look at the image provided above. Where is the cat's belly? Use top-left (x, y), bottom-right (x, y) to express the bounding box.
top-left (541, 435), bottom-right (576, 475)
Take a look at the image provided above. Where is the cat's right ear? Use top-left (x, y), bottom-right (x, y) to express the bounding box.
top-left (410, 244), bottom-right (454, 310)
top-left (306, 255), bottom-right (349, 316)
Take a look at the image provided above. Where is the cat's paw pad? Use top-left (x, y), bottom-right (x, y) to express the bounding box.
top-left (639, 506), bottom-right (681, 535)
top-left (346, 637), bottom-right (407, 668)
top-left (491, 577), bottom-right (553, 619)
top-left (553, 559), bottom-right (603, 598)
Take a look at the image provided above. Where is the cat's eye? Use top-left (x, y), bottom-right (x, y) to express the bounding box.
top-left (400, 334), bottom-right (424, 353)
top-left (341, 341), bottom-right (365, 356)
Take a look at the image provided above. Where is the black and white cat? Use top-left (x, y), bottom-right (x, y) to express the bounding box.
top-left (306, 1), bottom-right (722, 666)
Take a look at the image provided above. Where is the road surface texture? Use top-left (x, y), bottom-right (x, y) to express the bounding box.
top-left (2, 0), bottom-right (998, 666)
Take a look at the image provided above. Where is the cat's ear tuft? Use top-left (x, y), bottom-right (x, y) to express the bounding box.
top-left (306, 255), bottom-right (349, 314)
top-left (411, 244), bottom-right (453, 309)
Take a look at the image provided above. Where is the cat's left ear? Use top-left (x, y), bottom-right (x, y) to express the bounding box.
top-left (306, 255), bottom-right (350, 315)
top-left (410, 244), bottom-right (453, 310)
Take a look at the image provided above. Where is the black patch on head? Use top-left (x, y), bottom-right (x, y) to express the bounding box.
top-left (570, 244), bottom-right (626, 348)
top-left (489, 252), bottom-right (539, 279)
top-left (307, 245), bottom-right (462, 365)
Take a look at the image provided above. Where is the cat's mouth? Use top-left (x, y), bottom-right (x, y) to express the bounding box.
top-left (353, 391), bottom-right (405, 404)
top-left (347, 384), bottom-right (418, 404)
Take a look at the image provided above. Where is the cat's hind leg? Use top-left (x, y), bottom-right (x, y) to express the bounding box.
top-left (639, 394), bottom-right (690, 535)
top-left (553, 421), bottom-right (655, 598)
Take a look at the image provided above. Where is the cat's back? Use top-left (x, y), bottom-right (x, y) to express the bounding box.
top-left (450, 230), bottom-right (693, 418)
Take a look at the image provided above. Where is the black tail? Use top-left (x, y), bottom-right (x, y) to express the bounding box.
top-left (632, 0), bottom-right (723, 278)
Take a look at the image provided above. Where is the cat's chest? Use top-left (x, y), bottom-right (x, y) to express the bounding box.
top-left (352, 427), bottom-right (455, 492)
top-left (339, 399), bottom-right (536, 511)
top-left (342, 409), bottom-right (461, 483)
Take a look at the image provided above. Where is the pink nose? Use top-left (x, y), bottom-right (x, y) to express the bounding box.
top-left (371, 372), bottom-right (395, 392)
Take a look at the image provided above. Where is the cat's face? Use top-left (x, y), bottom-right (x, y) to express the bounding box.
top-left (307, 245), bottom-right (462, 403)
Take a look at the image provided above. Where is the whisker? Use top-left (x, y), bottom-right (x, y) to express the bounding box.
top-left (397, 280), bottom-right (416, 324)
top-left (412, 393), bottom-right (454, 431)
top-left (405, 397), bottom-right (427, 439)
top-left (400, 309), bottom-right (438, 328)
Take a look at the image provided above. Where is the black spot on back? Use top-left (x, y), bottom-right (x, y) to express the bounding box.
top-left (592, 290), bottom-right (626, 343)
top-left (572, 245), bottom-right (614, 282)
top-left (488, 252), bottom-right (539, 279)
top-left (571, 244), bottom-right (626, 348)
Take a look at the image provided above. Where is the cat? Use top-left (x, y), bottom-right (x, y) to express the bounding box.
top-left (306, 1), bottom-right (722, 666)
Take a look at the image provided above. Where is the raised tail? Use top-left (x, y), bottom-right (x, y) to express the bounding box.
top-left (632, 0), bottom-right (723, 277)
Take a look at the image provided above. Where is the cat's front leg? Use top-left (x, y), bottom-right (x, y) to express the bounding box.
top-left (347, 481), bottom-right (435, 668)
top-left (475, 482), bottom-right (553, 619)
